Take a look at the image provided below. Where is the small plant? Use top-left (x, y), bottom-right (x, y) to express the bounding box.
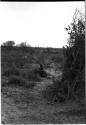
top-left (7, 75), bottom-right (27, 86)
top-left (5, 75), bottom-right (36, 89)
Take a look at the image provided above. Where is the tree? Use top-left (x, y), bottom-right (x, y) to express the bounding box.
top-left (2, 41), bottom-right (15, 47)
top-left (62, 9), bottom-right (85, 100)
top-left (18, 42), bottom-right (31, 52)
top-left (19, 42), bottom-right (31, 47)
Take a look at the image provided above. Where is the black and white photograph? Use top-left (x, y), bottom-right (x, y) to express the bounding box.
top-left (0, 1), bottom-right (85, 124)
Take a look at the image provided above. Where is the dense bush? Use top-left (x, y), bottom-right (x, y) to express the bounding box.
top-left (4, 75), bottom-right (35, 88)
top-left (45, 9), bottom-right (85, 103)
top-left (62, 9), bottom-right (85, 99)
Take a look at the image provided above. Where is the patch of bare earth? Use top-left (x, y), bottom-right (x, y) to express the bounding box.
top-left (1, 72), bottom-right (86, 124)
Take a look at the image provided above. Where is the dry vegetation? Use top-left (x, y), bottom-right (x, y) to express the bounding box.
top-left (1, 9), bottom-right (85, 124)
top-left (1, 45), bottom-right (85, 124)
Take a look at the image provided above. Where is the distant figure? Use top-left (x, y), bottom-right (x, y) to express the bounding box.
top-left (39, 63), bottom-right (47, 77)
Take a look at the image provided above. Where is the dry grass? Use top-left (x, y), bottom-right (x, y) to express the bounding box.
top-left (2, 79), bottom-right (86, 124)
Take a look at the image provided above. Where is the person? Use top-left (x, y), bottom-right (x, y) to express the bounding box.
top-left (39, 63), bottom-right (47, 77)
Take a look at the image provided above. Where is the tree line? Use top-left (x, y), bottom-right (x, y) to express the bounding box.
top-left (1, 41), bottom-right (31, 47)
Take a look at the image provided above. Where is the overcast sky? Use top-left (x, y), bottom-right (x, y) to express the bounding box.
top-left (0, 2), bottom-right (85, 48)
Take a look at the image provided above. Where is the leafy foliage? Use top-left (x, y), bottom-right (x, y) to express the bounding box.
top-left (62, 9), bottom-right (85, 99)
top-left (1, 41), bottom-right (15, 47)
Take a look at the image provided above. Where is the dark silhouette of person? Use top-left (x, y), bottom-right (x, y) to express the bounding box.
top-left (39, 63), bottom-right (47, 77)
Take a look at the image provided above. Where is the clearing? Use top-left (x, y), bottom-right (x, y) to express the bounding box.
top-left (1, 70), bottom-right (86, 124)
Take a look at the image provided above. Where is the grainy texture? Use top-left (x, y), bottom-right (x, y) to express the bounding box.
top-left (2, 78), bottom-right (86, 124)
top-left (1, 47), bottom-right (85, 124)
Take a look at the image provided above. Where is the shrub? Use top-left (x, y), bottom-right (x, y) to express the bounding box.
top-left (2, 41), bottom-right (15, 47)
top-left (27, 69), bottom-right (41, 81)
top-left (7, 75), bottom-right (27, 86)
top-left (62, 9), bottom-right (85, 99)
top-left (42, 80), bottom-right (66, 104)
top-left (5, 75), bottom-right (36, 88)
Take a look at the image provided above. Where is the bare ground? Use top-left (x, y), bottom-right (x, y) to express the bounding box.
top-left (1, 70), bottom-right (86, 124)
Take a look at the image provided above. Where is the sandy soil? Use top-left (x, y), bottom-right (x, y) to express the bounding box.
top-left (1, 77), bottom-right (86, 124)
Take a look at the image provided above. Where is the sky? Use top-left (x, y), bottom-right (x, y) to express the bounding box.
top-left (0, 2), bottom-right (85, 48)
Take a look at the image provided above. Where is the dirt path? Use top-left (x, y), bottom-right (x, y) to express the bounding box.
top-left (1, 71), bottom-right (86, 124)
top-left (2, 94), bottom-right (85, 124)
top-left (2, 82), bottom-right (86, 124)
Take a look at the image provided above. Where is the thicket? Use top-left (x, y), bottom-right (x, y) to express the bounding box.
top-left (62, 9), bottom-right (85, 100)
top-left (42, 9), bottom-right (85, 103)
